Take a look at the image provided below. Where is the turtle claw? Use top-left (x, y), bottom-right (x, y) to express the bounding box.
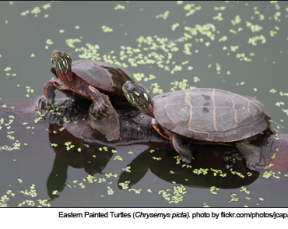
top-left (37, 97), bottom-right (52, 110)
top-left (89, 101), bottom-right (109, 119)
top-left (98, 102), bottom-right (109, 117)
top-left (179, 154), bottom-right (192, 164)
top-left (37, 97), bottom-right (47, 110)
top-left (246, 154), bottom-right (266, 171)
top-left (37, 97), bottom-right (57, 114)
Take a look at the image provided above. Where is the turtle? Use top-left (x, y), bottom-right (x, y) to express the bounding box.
top-left (122, 81), bottom-right (276, 170)
top-left (42, 50), bottom-right (137, 118)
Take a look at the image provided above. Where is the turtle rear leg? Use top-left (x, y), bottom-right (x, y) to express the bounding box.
top-left (235, 136), bottom-right (265, 171)
top-left (87, 85), bottom-right (109, 117)
top-left (171, 134), bottom-right (193, 163)
top-left (87, 93), bottom-right (120, 141)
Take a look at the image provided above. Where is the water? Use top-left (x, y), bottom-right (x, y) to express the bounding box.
top-left (1, 1), bottom-right (288, 207)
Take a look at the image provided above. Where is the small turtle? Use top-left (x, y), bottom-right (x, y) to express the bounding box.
top-left (42, 50), bottom-right (136, 118)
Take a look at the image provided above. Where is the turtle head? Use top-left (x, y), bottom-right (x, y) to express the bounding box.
top-left (51, 50), bottom-right (72, 74)
top-left (122, 81), bottom-right (154, 118)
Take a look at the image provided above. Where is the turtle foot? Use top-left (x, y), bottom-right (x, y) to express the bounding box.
top-left (37, 97), bottom-right (56, 111)
top-left (235, 139), bottom-right (266, 171)
top-left (89, 98), bottom-right (109, 118)
top-left (170, 134), bottom-right (193, 164)
top-left (89, 104), bottom-right (109, 119)
top-left (223, 149), bottom-right (244, 169)
top-left (246, 154), bottom-right (266, 171)
top-left (179, 154), bottom-right (192, 164)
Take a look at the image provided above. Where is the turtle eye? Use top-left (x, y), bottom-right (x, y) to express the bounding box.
top-left (126, 84), bottom-right (135, 92)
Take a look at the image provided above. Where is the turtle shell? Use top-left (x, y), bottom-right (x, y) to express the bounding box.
top-left (153, 88), bottom-right (272, 142)
top-left (51, 60), bottom-right (135, 97)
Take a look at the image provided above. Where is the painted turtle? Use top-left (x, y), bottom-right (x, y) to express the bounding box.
top-left (43, 50), bottom-right (136, 117)
top-left (122, 81), bottom-right (276, 170)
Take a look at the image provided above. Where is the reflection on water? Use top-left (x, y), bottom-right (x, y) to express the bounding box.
top-left (1, 98), bottom-right (288, 206)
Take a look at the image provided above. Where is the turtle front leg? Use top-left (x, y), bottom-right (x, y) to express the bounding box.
top-left (39, 80), bottom-right (58, 110)
top-left (44, 80), bottom-right (57, 104)
top-left (87, 85), bottom-right (109, 117)
top-left (171, 134), bottom-right (193, 163)
top-left (235, 137), bottom-right (266, 171)
top-left (223, 149), bottom-right (244, 169)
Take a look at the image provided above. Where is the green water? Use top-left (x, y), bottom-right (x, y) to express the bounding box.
top-left (1, 1), bottom-right (288, 207)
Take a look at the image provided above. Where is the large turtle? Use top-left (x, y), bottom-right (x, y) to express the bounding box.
top-left (122, 81), bottom-right (276, 170)
top-left (42, 50), bottom-right (136, 118)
